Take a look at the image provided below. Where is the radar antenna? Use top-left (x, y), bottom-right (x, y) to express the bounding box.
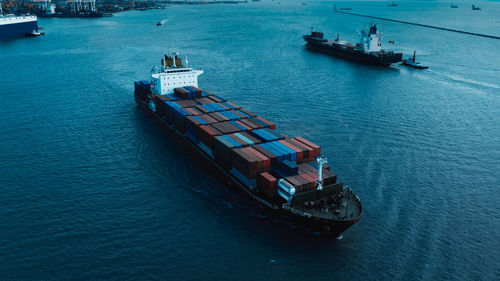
top-left (316, 156), bottom-right (328, 190)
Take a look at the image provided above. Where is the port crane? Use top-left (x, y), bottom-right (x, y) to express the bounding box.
top-left (67, 0), bottom-right (96, 13)
top-left (32, 0), bottom-right (56, 14)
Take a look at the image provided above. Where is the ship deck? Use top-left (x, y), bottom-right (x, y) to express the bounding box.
top-left (290, 184), bottom-right (362, 221)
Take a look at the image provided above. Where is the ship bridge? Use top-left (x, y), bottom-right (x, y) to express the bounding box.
top-left (151, 52), bottom-right (203, 95)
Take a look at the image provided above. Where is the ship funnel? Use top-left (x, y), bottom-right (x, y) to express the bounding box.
top-left (165, 54), bottom-right (174, 67)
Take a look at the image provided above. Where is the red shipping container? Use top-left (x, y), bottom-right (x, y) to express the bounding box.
top-left (198, 125), bottom-right (221, 147)
top-left (239, 108), bottom-right (257, 117)
top-left (156, 94), bottom-right (174, 101)
top-left (294, 137), bottom-right (321, 158)
top-left (195, 97), bottom-right (215, 105)
top-left (254, 116), bottom-right (276, 129)
top-left (242, 147), bottom-right (271, 170)
top-left (305, 172), bottom-right (320, 189)
top-left (258, 172), bottom-right (277, 197)
top-left (225, 102), bottom-right (241, 109)
top-left (201, 89), bottom-right (216, 97)
top-left (285, 176), bottom-right (304, 193)
top-left (183, 106), bottom-right (203, 116)
top-left (299, 173), bottom-right (316, 191)
top-left (287, 138), bottom-right (313, 161)
top-left (183, 107), bottom-right (198, 116)
top-left (278, 140), bottom-right (304, 163)
top-left (232, 148), bottom-right (260, 177)
top-left (235, 120), bottom-right (253, 130)
top-left (208, 95), bottom-right (224, 103)
top-left (198, 114), bottom-right (218, 124)
top-left (252, 145), bottom-right (277, 163)
top-left (218, 103), bottom-right (231, 111)
top-left (175, 99), bottom-right (197, 108)
top-left (208, 112), bottom-right (224, 122)
top-left (195, 105), bottom-right (211, 114)
top-left (231, 110), bottom-right (246, 119)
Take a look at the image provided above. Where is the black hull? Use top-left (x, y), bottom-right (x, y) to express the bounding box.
top-left (305, 39), bottom-right (402, 66)
top-left (134, 93), bottom-right (360, 237)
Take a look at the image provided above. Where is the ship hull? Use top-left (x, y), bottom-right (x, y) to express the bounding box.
top-left (134, 93), bottom-right (360, 237)
top-left (305, 38), bottom-right (402, 66)
top-left (0, 18), bottom-right (38, 41)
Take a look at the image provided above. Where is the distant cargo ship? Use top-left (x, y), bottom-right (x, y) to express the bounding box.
top-left (0, 4), bottom-right (40, 41)
top-left (134, 52), bottom-right (362, 237)
top-left (303, 24), bottom-right (403, 66)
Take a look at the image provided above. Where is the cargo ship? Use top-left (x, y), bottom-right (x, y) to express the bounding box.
top-left (134, 52), bottom-right (362, 237)
top-left (303, 24), bottom-right (403, 66)
top-left (0, 3), bottom-right (40, 41)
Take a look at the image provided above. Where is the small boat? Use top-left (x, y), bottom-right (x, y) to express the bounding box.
top-left (340, 8), bottom-right (352, 11)
top-left (450, 4), bottom-right (458, 8)
top-left (472, 5), bottom-right (481, 10)
top-left (157, 19), bottom-right (167, 26)
top-left (301, 3), bottom-right (307, 5)
top-left (388, 40), bottom-right (395, 44)
top-left (26, 30), bottom-right (45, 37)
top-left (402, 51), bottom-right (428, 69)
top-left (388, 2), bottom-right (398, 7)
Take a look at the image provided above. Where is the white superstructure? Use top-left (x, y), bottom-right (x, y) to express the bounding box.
top-left (0, 14), bottom-right (38, 26)
top-left (358, 24), bottom-right (383, 53)
top-left (0, 0), bottom-right (38, 24)
top-left (151, 52), bottom-right (204, 95)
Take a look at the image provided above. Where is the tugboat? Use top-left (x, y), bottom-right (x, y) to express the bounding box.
top-left (303, 24), bottom-right (403, 66)
top-left (25, 30), bottom-right (45, 37)
top-left (471, 5), bottom-right (481, 10)
top-left (402, 51), bottom-right (428, 69)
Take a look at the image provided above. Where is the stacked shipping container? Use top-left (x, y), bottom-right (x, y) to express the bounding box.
top-left (141, 84), bottom-right (337, 201)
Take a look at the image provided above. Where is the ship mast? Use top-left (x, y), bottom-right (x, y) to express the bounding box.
top-left (316, 156), bottom-right (328, 190)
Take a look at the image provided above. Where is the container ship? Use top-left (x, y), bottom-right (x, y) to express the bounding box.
top-left (303, 24), bottom-right (402, 66)
top-left (1, 2), bottom-right (41, 41)
top-left (134, 52), bottom-right (362, 237)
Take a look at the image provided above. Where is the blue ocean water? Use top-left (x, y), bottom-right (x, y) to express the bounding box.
top-left (1, 1), bottom-right (499, 280)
